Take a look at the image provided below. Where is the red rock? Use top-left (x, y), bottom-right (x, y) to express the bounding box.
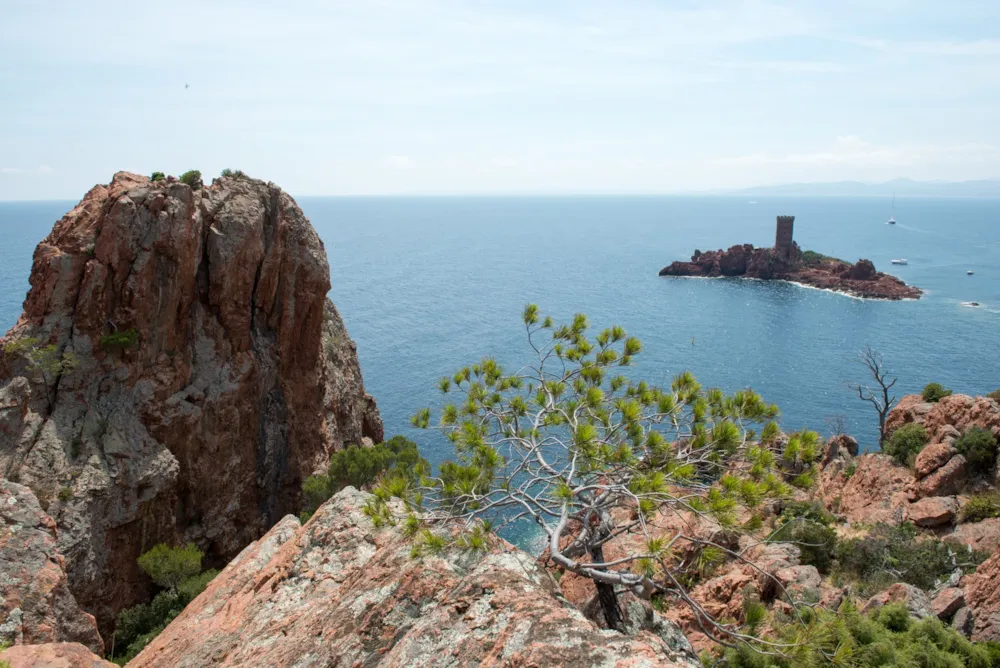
top-left (965, 551), bottom-right (1000, 642)
top-left (914, 443), bottom-right (957, 479)
top-left (932, 588), bottom-right (966, 621)
top-left (848, 259), bottom-right (877, 280)
top-left (915, 456), bottom-right (967, 498)
top-left (0, 481), bottom-right (102, 654)
top-left (862, 583), bottom-right (933, 619)
top-left (660, 245), bottom-right (921, 299)
top-left (129, 488), bottom-right (700, 667)
top-left (0, 642), bottom-right (114, 667)
top-left (944, 518), bottom-right (1000, 554)
top-left (0, 173), bottom-right (382, 633)
top-left (887, 393), bottom-right (1000, 445)
top-left (817, 454), bottom-right (911, 524)
top-left (907, 496), bottom-right (959, 527)
top-left (821, 434), bottom-right (859, 466)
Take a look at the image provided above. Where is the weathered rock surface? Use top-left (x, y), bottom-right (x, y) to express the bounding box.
top-left (816, 453), bottom-right (911, 524)
top-left (931, 587), bottom-right (966, 621)
top-left (0, 642), bottom-right (114, 668)
top-left (907, 496), bottom-right (959, 527)
top-left (965, 551), bottom-right (1000, 642)
top-left (130, 487), bottom-right (699, 667)
top-left (0, 481), bottom-right (102, 654)
top-left (944, 518), bottom-right (1000, 554)
top-left (914, 443), bottom-right (956, 479)
top-left (0, 172), bottom-right (382, 633)
top-left (659, 245), bottom-right (921, 300)
top-left (886, 393), bottom-right (1000, 445)
top-left (862, 583), bottom-right (933, 619)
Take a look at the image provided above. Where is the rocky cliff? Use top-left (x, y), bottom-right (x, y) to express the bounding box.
top-left (0, 172), bottom-right (382, 635)
top-left (129, 487), bottom-right (699, 667)
top-left (659, 244), bottom-right (922, 300)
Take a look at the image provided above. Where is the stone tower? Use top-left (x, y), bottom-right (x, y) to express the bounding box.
top-left (775, 215), bottom-right (795, 260)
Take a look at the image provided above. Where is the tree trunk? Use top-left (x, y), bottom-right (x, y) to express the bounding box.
top-left (590, 543), bottom-right (625, 632)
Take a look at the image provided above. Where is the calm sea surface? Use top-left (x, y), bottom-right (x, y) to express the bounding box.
top-left (3, 195), bottom-right (999, 472)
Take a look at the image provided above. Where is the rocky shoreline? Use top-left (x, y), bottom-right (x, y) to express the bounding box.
top-left (659, 243), bottom-right (923, 300)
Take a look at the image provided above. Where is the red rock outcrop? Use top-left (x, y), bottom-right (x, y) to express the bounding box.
top-left (914, 443), bottom-right (956, 479)
top-left (0, 481), bottom-right (102, 654)
top-left (886, 393), bottom-right (1000, 444)
top-left (129, 487), bottom-right (699, 667)
top-left (816, 453), bottom-right (911, 524)
top-left (944, 518), bottom-right (1000, 554)
top-left (931, 588), bottom-right (966, 621)
top-left (0, 172), bottom-right (382, 634)
top-left (659, 246), bottom-right (921, 300)
top-left (861, 583), bottom-right (933, 619)
top-left (907, 496), bottom-right (959, 527)
top-left (965, 551), bottom-right (1000, 642)
top-left (0, 642), bottom-right (114, 668)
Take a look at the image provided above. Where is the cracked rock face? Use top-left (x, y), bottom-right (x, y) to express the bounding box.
top-left (0, 172), bottom-right (382, 635)
top-left (129, 487), bottom-right (700, 668)
top-left (0, 481), bottom-right (103, 655)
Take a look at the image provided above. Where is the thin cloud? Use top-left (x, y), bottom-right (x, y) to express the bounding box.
top-left (385, 156), bottom-right (414, 169)
top-left (714, 136), bottom-right (1000, 168)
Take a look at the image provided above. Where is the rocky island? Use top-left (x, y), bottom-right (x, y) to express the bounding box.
top-left (659, 215), bottom-right (922, 300)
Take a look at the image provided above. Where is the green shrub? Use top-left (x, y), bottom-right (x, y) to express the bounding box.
top-left (770, 501), bottom-right (837, 573)
top-left (137, 543), bottom-right (203, 591)
top-left (58, 486), bottom-right (73, 502)
top-left (150, 171), bottom-right (165, 182)
top-left (922, 382), bottom-right (953, 403)
top-left (988, 390), bottom-right (1000, 403)
top-left (301, 436), bottom-right (429, 513)
top-left (884, 423), bottom-right (928, 466)
top-left (834, 523), bottom-right (987, 595)
top-left (179, 170), bottom-right (202, 188)
top-left (844, 461), bottom-right (857, 479)
top-left (800, 250), bottom-right (836, 266)
top-left (960, 492), bottom-right (1000, 523)
top-left (220, 168), bottom-right (247, 178)
top-left (724, 599), bottom-right (998, 668)
top-left (99, 328), bottom-right (139, 351)
top-left (111, 568), bottom-right (217, 664)
top-left (955, 427), bottom-right (999, 474)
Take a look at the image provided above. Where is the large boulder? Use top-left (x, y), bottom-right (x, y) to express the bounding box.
top-left (128, 487), bottom-right (699, 667)
top-left (862, 583), bottom-right (933, 619)
top-left (931, 588), bottom-right (966, 621)
top-left (914, 443), bottom-right (957, 479)
top-left (816, 453), bottom-right (911, 524)
top-left (0, 481), bottom-right (102, 655)
top-left (913, 455), bottom-right (967, 498)
top-left (944, 518), bottom-right (1000, 555)
top-left (0, 642), bottom-right (114, 667)
top-left (965, 551), bottom-right (1000, 642)
top-left (907, 496), bottom-right (959, 527)
top-left (0, 173), bottom-right (382, 633)
top-left (848, 259), bottom-right (877, 281)
top-left (718, 244), bottom-right (752, 276)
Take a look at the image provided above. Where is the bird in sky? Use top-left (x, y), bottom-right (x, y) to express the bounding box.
top-left (184, 83), bottom-right (189, 89)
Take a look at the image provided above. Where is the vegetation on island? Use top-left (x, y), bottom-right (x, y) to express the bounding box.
top-left (726, 600), bottom-right (1000, 668)
top-left (99, 328), bottom-right (139, 351)
top-left (110, 544), bottom-right (217, 665)
top-left (300, 436), bottom-right (427, 520)
top-left (179, 170), bottom-right (202, 188)
top-left (1, 336), bottom-right (78, 411)
top-left (884, 423), bottom-right (929, 466)
top-left (150, 171), bottom-right (165, 182)
top-left (922, 382), bottom-right (953, 403)
top-left (960, 491), bottom-right (1000, 523)
top-left (955, 427), bottom-right (999, 475)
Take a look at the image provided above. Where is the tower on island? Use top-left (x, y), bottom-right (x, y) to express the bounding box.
top-left (774, 215), bottom-right (795, 260)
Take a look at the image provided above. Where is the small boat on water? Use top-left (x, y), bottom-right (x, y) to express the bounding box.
top-left (891, 258), bottom-right (908, 265)
top-left (887, 193), bottom-right (896, 224)
top-left (887, 216), bottom-right (896, 225)
top-left (962, 301), bottom-right (981, 308)
top-left (967, 270), bottom-right (975, 275)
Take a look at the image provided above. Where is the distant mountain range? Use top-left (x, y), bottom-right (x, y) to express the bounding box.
top-left (716, 178), bottom-right (1000, 197)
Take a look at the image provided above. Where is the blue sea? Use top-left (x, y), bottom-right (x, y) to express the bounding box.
top-left (2, 195), bottom-right (999, 463)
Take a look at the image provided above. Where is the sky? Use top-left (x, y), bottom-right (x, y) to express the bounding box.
top-left (2, 0), bottom-right (999, 199)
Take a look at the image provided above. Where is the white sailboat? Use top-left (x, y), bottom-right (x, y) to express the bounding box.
top-left (887, 193), bottom-right (896, 224)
